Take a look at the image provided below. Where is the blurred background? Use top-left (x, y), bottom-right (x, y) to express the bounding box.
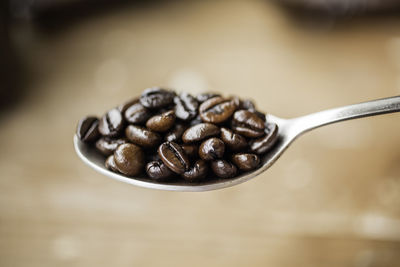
top-left (1, 0), bottom-right (400, 266)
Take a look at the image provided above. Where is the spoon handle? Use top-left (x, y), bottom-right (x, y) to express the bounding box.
top-left (290, 96), bottom-right (400, 135)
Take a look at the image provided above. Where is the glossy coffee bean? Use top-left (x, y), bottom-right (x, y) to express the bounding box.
top-left (124, 102), bottom-right (152, 124)
top-left (105, 155), bottom-right (119, 172)
top-left (182, 123), bottom-right (220, 143)
top-left (250, 123), bottom-right (279, 154)
top-left (158, 142), bottom-right (190, 174)
top-left (231, 110), bottom-right (265, 138)
top-left (140, 87), bottom-right (175, 109)
top-left (211, 160), bottom-right (237, 178)
top-left (220, 127), bottom-right (247, 151)
top-left (95, 137), bottom-right (127, 156)
top-left (182, 160), bottom-right (208, 182)
top-left (199, 137), bottom-right (225, 161)
top-left (199, 96), bottom-right (238, 124)
top-left (146, 110), bottom-right (175, 132)
top-left (146, 161), bottom-right (174, 181)
top-left (98, 108), bottom-right (124, 137)
top-left (164, 123), bottom-right (187, 142)
top-left (114, 143), bottom-right (145, 176)
top-left (196, 92), bottom-right (221, 103)
top-left (77, 116), bottom-right (100, 143)
top-left (174, 93), bottom-right (199, 121)
top-left (181, 144), bottom-right (198, 159)
top-left (125, 125), bottom-right (161, 148)
top-left (118, 98), bottom-right (139, 113)
top-left (231, 153), bottom-right (260, 171)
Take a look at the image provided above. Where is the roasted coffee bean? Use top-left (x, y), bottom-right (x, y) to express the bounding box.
top-left (199, 96), bottom-right (238, 124)
top-left (118, 98), bottom-right (139, 113)
top-left (146, 110), bottom-right (175, 132)
top-left (125, 125), bottom-right (161, 148)
top-left (220, 127), bottom-right (247, 151)
top-left (182, 160), bottom-right (208, 182)
top-left (231, 153), bottom-right (260, 171)
top-left (95, 137), bottom-right (127, 156)
top-left (146, 161), bottom-right (174, 181)
top-left (164, 123), bottom-right (187, 142)
top-left (114, 143), bottom-right (144, 176)
top-left (211, 160), bottom-right (237, 178)
top-left (158, 142), bottom-right (190, 174)
top-left (182, 123), bottom-right (220, 143)
top-left (199, 137), bottom-right (225, 161)
top-left (174, 93), bottom-right (199, 121)
top-left (77, 116), bottom-right (100, 143)
top-left (98, 108), bottom-right (124, 137)
top-left (124, 102), bottom-right (152, 124)
top-left (250, 123), bottom-right (279, 154)
top-left (196, 92), bottom-right (220, 103)
top-left (105, 155), bottom-right (119, 172)
top-left (140, 87), bottom-right (175, 109)
top-left (181, 144), bottom-right (198, 159)
top-left (231, 110), bottom-right (265, 138)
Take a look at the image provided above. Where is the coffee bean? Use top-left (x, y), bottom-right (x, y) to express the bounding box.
top-left (239, 99), bottom-right (256, 111)
top-left (140, 87), bottom-right (175, 109)
top-left (196, 92), bottom-right (221, 103)
top-left (182, 160), bottom-right (208, 182)
top-left (77, 116), bottom-right (100, 143)
top-left (125, 125), bottom-right (161, 148)
top-left (105, 155), bottom-right (119, 172)
top-left (211, 160), bottom-right (237, 178)
top-left (118, 98), bottom-right (139, 113)
top-left (182, 123), bottom-right (220, 143)
top-left (250, 123), bottom-right (279, 154)
top-left (124, 102), bottom-right (152, 124)
top-left (199, 137), bottom-right (225, 161)
top-left (199, 96), bottom-right (238, 124)
top-left (114, 143), bottom-right (144, 176)
top-left (181, 144), bottom-right (198, 159)
top-left (231, 153), bottom-right (260, 171)
top-left (146, 161), bottom-right (174, 181)
top-left (95, 137), bottom-right (127, 156)
top-left (146, 110), bottom-right (175, 132)
top-left (220, 127), bottom-right (247, 151)
top-left (158, 142), bottom-right (190, 174)
top-left (164, 123), bottom-right (187, 142)
top-left (174, 93), bottom-right (199, 121)
top-left (98, 108), bottom-right (124, 137)
top-left (231, 110), bottom-right (265, 138)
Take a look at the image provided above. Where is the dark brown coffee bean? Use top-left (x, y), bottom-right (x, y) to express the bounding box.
top-left (250, 123), bottom-right (279, 154)
top-left (199, 96), bottom-right (238, 124)
top-left (174, 93), bottom-right (199, 121)
top-left (140, 87), bottom-right (175, 109)
top-left (105, 155), bottom-right (119, 172)
top-left (114, 143), bottom-right (144, 176)
top-left (231, 153), bottom-right (260, 171)
top-left (118, 98), bottom-right (139, 113)
top-left (181, 144), bottom-right (198, 159)
top-left (182, 123), bottom-right (220, 143)
top-left (182, 160), bottom-right (208, 182)
top-left (146, 110), bottom-right (175, 132)
top-left (196, 92), bottom-right (221, 103)
top-left (220, 127), bottom-right (247, 151)
top-left (211, 160), bottom-right (237, 178)
top-left (125, 125), bottom-right (161, 148)
top-left (98, 108), bottom-right (124, 137)
top-left (158, 142), bottom-right (190, 174)
top-left (199, 137), bottom-right (225, 161)
top-left (164, 123), bottom-right (187, 142)
top-left (77, 116), bottom-right (100, 143)
top-left (124, 102), bottom-right (152, 124)
top-left (231, 110), bottom-right (265, 138)
top-left (146, 161), bottom-right (174, 181)
top-left (95, 137), bottom-right (127, 156)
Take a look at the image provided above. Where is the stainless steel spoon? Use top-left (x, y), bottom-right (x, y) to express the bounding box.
top-left (74, 96), bottom-right (400, 192)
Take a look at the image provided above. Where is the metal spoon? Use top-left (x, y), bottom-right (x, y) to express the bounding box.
top-left (74, 96), bottom-right (400, 192)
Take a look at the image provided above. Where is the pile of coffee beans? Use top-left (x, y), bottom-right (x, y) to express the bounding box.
top-left (76, 87), bottom-right (278, 182)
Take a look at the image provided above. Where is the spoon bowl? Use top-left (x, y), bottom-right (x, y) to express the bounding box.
top-left (74, 96), bottom-right (400, 192)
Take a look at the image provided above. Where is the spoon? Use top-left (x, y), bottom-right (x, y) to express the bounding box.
top-left (74, 96), bottom-right (400, 192)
